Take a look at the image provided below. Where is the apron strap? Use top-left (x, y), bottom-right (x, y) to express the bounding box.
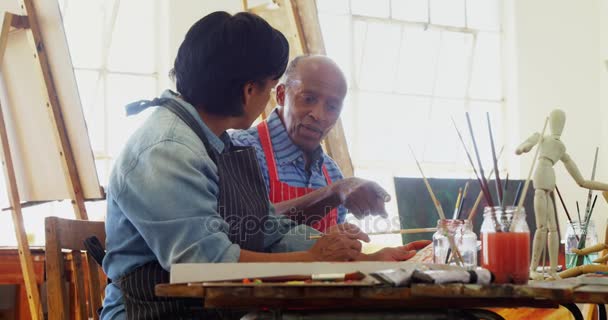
top-left (256, 121), bottom-right (280, 183)
top-left (125, 97), bottom-right (218, 162)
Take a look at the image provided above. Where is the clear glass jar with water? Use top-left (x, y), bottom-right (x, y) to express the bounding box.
top-left (565, 220), bottom-right (598, 269)
top-left (433, 219), bottom-right (477, 270)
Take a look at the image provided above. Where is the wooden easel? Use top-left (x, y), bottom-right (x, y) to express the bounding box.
top-left (0, 0), bottom-right (100, 318)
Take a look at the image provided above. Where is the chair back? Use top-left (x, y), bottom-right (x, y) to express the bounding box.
top-left (45, 216), bottom-right (106, 320)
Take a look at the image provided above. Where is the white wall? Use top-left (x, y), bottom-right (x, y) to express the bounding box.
top-left (158, 0), bottom-right (244, 90)
top-left (506, 0), bottom-right (608, 242)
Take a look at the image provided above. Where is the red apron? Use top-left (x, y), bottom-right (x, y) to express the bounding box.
top-left (257, 121), bottom-right (338, 232)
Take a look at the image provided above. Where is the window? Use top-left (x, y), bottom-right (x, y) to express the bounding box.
top-left (0, 0), bottom-right (161, 245)
top-left (317, 0), bottom-right (504, 242)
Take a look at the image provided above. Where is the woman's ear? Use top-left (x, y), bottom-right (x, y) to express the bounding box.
top-left (242, 82), bottom-right (255, 105)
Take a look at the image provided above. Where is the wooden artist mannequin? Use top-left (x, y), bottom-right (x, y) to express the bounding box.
top-left (516, 109), bottom-right (608, 280)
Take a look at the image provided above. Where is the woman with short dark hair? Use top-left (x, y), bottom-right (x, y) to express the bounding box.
top-left (100, 11), bottom-right (368, 319)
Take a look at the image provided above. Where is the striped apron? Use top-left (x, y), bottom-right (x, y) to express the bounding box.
top-left (256, 120), bottom-right (338, 232)
top-left (119, 97), bottom-right (269, 319)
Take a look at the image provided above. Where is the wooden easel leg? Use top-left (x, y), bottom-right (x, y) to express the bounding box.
top-left (0, 11), bottom-right (42, 320)
top-left (9, 208), bottom-right (43, 320)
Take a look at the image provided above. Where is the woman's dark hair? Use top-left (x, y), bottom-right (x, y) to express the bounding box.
top-left (171, 11), bottom-right (289, 117)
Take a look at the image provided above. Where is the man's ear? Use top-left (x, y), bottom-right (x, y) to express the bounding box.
top-left (242, 82), bottom-right (255, 106)
top-left (275, 84), bottom-right (286, 106)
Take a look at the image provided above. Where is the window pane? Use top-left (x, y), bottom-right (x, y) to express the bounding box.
top-left (318, 13), bottom-right (352, 87)
top-left (466, 0), bottom-right (501, 31)
top-left (74, 70), bottom-right (105, 152)
top-left (108, 0), bottom-right (156, 73)
top-left (391, 0), bottom-right (429, 22)
top-left (353, 21), bottom-right (368, 87)
top-left (62, 0), bottom-right (105, 68)
top-left (352, 92), bottom-right (431, 163)
top-left (106, 74), bottom-right (157, 157)
top-left (395, 27), bottom-right (440, 95)
top-left (351, 0), bottom-right (390, 18)
top-left (422, 99), bottom-right (465, 163)
top-left (316, 0), bottom-right (350, 14)
top-left (469, 33), bottom-right (502, 100)
top-left (357, 22), bottom-right (401, 91)
top-left (430, 0), bottom-right (465, 27)
top-left (434, 31), bottom-right (473, 98)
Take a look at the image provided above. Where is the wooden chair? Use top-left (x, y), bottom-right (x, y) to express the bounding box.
top-left (45, 217), bottom-right (106, 320)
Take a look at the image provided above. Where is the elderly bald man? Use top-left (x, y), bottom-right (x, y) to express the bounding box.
top-left (231, 55), bottom-right (429, 261)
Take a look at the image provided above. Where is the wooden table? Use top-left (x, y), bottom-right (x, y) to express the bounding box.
top-left (0, 247), bottom-right (82, 319)
top-left (0, 247), bottom-right (45, 320)
top-left (156, 281), bottom-right (608, 320)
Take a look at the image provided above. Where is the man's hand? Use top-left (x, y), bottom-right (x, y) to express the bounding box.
top-left (326, 223), bottom-right (371, 243)
top-left (332, 177), bottom-right (390, 219)
top-left (308, 223), bottom-right (370, 261)
top-left (361, 240), bottom-right (432, 261)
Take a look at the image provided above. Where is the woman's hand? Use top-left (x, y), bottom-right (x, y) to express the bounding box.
top-left (361, 240), bottom-right (432, 261)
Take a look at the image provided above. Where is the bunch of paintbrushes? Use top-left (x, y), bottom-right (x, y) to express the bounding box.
top-left (552, 147), bottom-right (601, 266)
top-left (408, 145), bottom-right (465, 266)
top-left (451, 113), bottom-right (506, 231)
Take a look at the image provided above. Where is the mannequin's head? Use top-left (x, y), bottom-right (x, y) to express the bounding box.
top-left (549, 109), bottom-right (566, 137)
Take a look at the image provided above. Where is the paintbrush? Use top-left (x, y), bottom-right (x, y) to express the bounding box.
top-left (452, 187), bottom-right (463, 220)
top-left (465, 113), bottom-right (495, 209)
top-left (408, 145), bottom-right (464, 266)
top-left (512, 182), bottom-right (523, 207)
top-left (487, 113), bottom-right (503, 207)
top-left (308, 227), bottom-right (437, 239)
top-left (583, 147), bottom-right (599, 223)
top-left (576, 201), bottom-right (582, 225)
top-left (466, 113), bottom-right (501, 231)
top-left (578, 196), bottom-right (599, 244)
top-left (451, 117), bottom-right (483, 189)
top-left (457, 181), bottom-right (470, 220)
top-left (467, 164), bottom-right (502, 221)
top-left (513, 117), bottom-right (549, 232)
top-left (500, 173), bottom-right (509, 209)
top-left (466, 147), bottom-right (505, 222)
top-left (555, 186), bottom-right (578, 241)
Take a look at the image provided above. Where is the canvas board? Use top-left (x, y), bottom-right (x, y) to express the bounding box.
top-left (170, 261), bottom-right (461, 284)
top-left (0, 1), bottom-right (102, 201)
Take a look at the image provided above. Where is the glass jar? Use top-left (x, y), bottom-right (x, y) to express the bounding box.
top-left (565, 220), bottom-right (598, 269)
top-left (480, 206), bottom-right (530, 284)
top-left (433, 219), bottom-right (477, 270)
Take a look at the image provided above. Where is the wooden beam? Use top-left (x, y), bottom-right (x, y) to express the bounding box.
top-left (10, 14), bottom-right (29, 29)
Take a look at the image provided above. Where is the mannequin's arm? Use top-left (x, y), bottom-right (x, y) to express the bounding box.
top-left (561, 153), bottom-right (608, 191)
top-left (515, 132), bottom-right (541, 155)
